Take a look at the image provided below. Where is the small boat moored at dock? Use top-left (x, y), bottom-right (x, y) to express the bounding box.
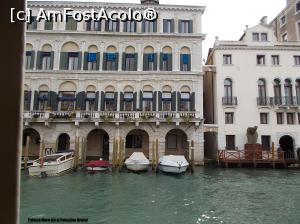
top-left (83, 159), bottom-right (110, 172)
top-left (28, 151), bottom-right (74, 177)
top-left (159, 155), bottom-right (189, 174)
top-left (125, 152), bottom-right (150, 172)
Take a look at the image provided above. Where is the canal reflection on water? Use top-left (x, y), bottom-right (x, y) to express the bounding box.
top-left (20, 168), bottom-right (300, 224)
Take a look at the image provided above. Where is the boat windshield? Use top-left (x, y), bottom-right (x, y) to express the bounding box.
top-left (42, 155), bottom-right (62, 162)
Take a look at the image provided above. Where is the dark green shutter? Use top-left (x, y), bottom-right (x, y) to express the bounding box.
top-left (142, 20), bottom-right (145, 32)
top-left (27, 91), bottom-right (32, 110)
top-left (153, 53), bottom-right (158, 71)
top-left (153, 20), bottom-right (157, 32)
top-left (60, 52), bottom-right (68, 70)
top-left (168, 54), bottom-right (172, 71)
top-left (180, 54), bottom-right (183, 71)
top-left (116, 20), bottom-right (120, 32)
top-left (153, 91), bottom-right (157, 111)
top-left (177, 92), bottom-right (181, 111)
top-left (158, 91), bottom-right (162, 111)
top-left (134, 53), bottom-right (138, 71)
top-left (115, 53), bottom-right (119, 71)
top-left (133, 92), bottom-right (137, 111)
top-left (120, 92), bottom-right (124, 111)
top-left (102, 53), bottom-right (107, 70)
top-left (114, 92), bottom-right (118, 111)
top-left (163, 19), bottom-right (167, 32)
top-left (100, 92), bottom-right (105, 111)
top-left (96, 52), bottom-right (100, 70)
top-left (190, 92), bottom-right (195, 111)
top-left (159, 53), bottom-right (163, 71)
top-left (36, 51), bottom-right (42, 70)
top-left (122, 53), bottom-right (126, 71)
top-left (179, 20), bottom-right (182, 33)
top-left (95, 91), bottom-right (99, 111)
top-left (171, 19), bottom-right (174, 33)
top-left (33, 91), bottom-right (39, 110)
top-left (171, 91), bottom-right (176, 111)
top-left (143, 54), bottom-right (148, 71)
top-left (188, 54), bottom-right (191, 71)
top-left (77, 52), bottom-right (82, 70)
top-left (123, 21), bottom-right (127, 32)
top-left (50, 51), bottom-right (54, 70)
top-left (30, 51), bottom-right (35, 69)
top-left (139, 91), bottom-right (143, 110)
top-left (189, 20), bottom-right (193, 33)
top-left (49, 91), bottom-right (58, 111)
top-left (76, 92), bottom-right (86, 110)
top-left (83, 52), bottom-right (88, 70)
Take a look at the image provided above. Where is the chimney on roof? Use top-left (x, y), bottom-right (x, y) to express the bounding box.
top-left (141, 0), bottom-right (159, 4)
top-left (260, 16), bottom-right (267, 25)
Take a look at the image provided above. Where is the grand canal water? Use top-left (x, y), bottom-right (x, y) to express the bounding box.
top-left (20, 168), bottom-right (300, 224)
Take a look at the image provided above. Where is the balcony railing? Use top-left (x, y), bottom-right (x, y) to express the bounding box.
top-left (257, 97), bottom-right (272, 106)
top-left (222, 97), bottom-right (238, 106)
top-left (23, 111), bottom-right (202, 124)
top-left (270, 96), bottom-right (300, 107)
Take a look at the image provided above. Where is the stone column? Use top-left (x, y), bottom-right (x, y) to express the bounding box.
top-left (174, 43), bottom-right (180, 71)
top-left (137, 42), bottom-right (143, 71)
top-left (118, 43), bottom-right (123, 72)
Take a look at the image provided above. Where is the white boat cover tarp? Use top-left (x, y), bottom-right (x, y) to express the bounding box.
top-left (125, 152), bottom-right (150, 165)
top-left (159, 155), bottom-right (189, 167)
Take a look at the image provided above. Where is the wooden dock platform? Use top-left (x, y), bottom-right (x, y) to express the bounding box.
top-left (218, 150), bottom-right (300, 168)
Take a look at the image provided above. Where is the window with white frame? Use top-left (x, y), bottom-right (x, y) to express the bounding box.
top-left (86, 92), bottom-right (96, 111)
top-left (223, 54), bottom-right (232, 65)
top-left (125, 54), bottom-right (135, 71)
top-left (87, 53), bottom-right (97, 70)
top-left (179, 20), bottom-right (191, 33)
top-left (162, 92), bottom-right (171, 111)
top-left (124, 20), bottom-right (136, 32)
top-left (42, 52), bottom-right (51, 70)
top-left (294, 56), bottom-right (300, 65)
top-left (142, 92), bottom-right (153, 111)
top-left (59, 92), bottom-right (76, 111)
top-left (106, 53), bottom-right (117, 71)
top-left (68, 52), bottom-right (79, 70)
top-left (271, 55), bottom-right (280, 65)
top-left (38, 91), bottom-right (49, 111)
top-left (261, 33), bottom-right (268, 41)
top-left (86, 19), bottom-right (100, 31)
top-left (105, 92), bottom-right (115, 111)
top-left (25, 51), bottom-right (32, 69)
top-left (124, 92), bottom-right (134, 111)
top-left (180, 92), bottom-right (190, 111)
top-left (252, 33), bottom-right (260, 41)
top-left (257, 55), bottom-right (266, 65)
top-left (280, 15), bottom-right (286, 26)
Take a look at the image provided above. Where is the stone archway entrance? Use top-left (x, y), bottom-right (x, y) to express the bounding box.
top-left (57, 133), bottom-right (70, 151)
top-left (279, 135), bottom-right (294, 160)
top-left (125, 129), bottom-right (149, 158)
top-left (22, 128), bottom-right (40, 159)
top-left (86, 129), bottom-right (110, 161)
top-left (165, 129), bottom-right (189, 159)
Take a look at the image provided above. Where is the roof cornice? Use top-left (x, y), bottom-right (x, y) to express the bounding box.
top-left (27, 1), bottom-right (206, 13)
top-left (213, 45), bottom-right (300, 51)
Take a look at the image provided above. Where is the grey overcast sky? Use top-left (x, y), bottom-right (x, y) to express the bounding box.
top-left (34, 0), bottom-right (286, 59)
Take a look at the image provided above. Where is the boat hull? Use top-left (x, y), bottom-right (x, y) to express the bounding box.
top-left (28, 158), bottom-right (74, 177)
top-left (126, 163), bottom-right (149, 172)
top-left (86, 166), bottom-right (108, 171)
top-left (159, 164), bottom-right (188, 174)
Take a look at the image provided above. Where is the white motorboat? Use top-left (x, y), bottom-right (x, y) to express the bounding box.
top-left (125, 152), bottom-right (150, 172)
top-left (159, 155), bottom-right (189, 174)
top-left (28, 152), bottom-right (74, 177)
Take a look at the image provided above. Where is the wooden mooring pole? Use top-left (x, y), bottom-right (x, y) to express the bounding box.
top-left (118, 138), bottom-right (124, 171)
top-left (155, 139), bottom-right (159, 172)
top-left (152, 141), bottom-right (155, 170)
top-left (73, 136), bottom-right (79, 170)
top-left (24, 136), bottom-right (30, 169)
top-left (112, 139), bottom-right (117, 171)
top-left (272, 142), bottom-right (275, 168)
top-left (190, 140), bottom-right (195, 174)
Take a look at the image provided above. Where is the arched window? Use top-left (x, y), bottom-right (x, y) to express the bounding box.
top-left (58, 81), bottom-right (77, 111)
top-left (123, 86), bottom-right (134, 111)
top-left (284, 79), bottom-right (293, 105)
top-left (143, 46), bottom-right (157, 71)
top-left (160, 46), bottom-right (172, 71)
top-left (104, 46), bottom-right (118, 71)
top-left (37, 44), bottom-right (54, 70)
top-left (84, 45), bottom-right (99, 71)
top-left (123, 46), bottom-right (137, 71)
top-left (180, 47), bottom-right (191, 72)
top-left (296, 79), bottom-right (300, 105)
top-left (258, 79), bottom-right (267, 105)
top-left (37, 85), bottom-right (50, 111)
top-left (273, 79), bottom-right (282, 105)
top-left (60, 42), bottom-right (81, 70)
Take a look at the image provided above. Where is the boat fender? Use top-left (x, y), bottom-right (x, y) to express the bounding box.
top-left (40, 172), bottom-right (47, 179)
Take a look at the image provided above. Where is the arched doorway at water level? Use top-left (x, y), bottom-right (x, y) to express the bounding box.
top-left (279, 135), bottom-right (294, 160)
top-left (86, 129), bottom-right (109, 161)
top-left (22, 128), bottom-right (41, 159)
top-left (57, 133), bottom-right (70, 151)
top-left (165, 129), bottom-right (189, 159)
top-left (125, 129), bottom-right (149, 158)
